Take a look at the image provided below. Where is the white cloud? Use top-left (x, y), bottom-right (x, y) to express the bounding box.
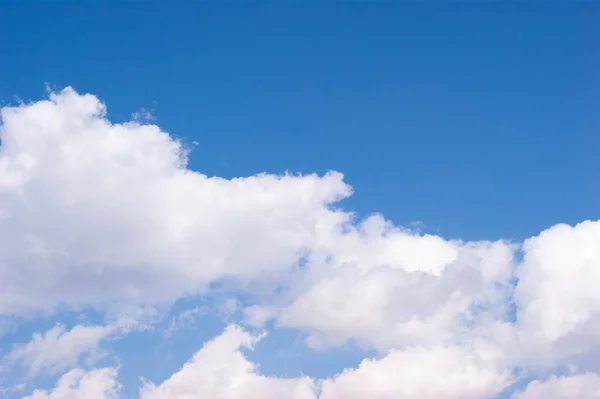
top-left (513, 373), bottom-right (600, 399)
top-left (7, 324), bottom-right (115, 377)
top-left (276, 227), bottom-right (516, 352)
top-left (0, 87), bottom-right (519, 357)
top-left (243, 305), bottom-right (276, 328)
top-left (118, 325), bottom-right (511, 399)
top-left (2, 88), bottom-right (600, 398)
top-left (140, 325), bottom-right (316, 399)
top-left (319, 343), bottom-right (512, 399)
top-left (21, 368), bottom-right (120, 399)
top-left (514, 221), bottom-right (600, 369)
top-left (0, 87), bottom-right (351, 315)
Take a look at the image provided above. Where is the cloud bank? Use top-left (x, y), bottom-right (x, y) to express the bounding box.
top-left (0, 88), bottom-right (599, 398)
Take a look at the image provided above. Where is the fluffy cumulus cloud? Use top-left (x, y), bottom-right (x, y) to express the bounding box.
top-left (21, 368), bottom-right (120, 399)
top-left (0, 87), bottom-right (351, 314)
top-left (514, 221), bottom-right (600, 370)
top-left (319, 344), bottom-right (511, 399)
top-left (276, 234), bottom-right (516, 351)
top-left (0, 88), bottom-right (599, 398)
top-left (6, 324), bottom-right (114, 377)
top-left (27, 325), bottom-right (510, 399)
top-left (513, 373), bottom-right (600, 399)
top-left (139, 325), bottom-right (317, 399)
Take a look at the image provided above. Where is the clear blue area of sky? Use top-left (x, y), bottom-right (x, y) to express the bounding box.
top-left (1, 3), bottom-right (599, 243)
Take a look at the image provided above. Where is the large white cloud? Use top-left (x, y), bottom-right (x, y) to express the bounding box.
top-left (2, 88), bottom-right (600, 398)
top-left (0, 87), bottom-right (350, 314)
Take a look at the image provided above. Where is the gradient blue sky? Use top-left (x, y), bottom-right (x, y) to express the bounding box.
top-left (0, 3), bottom-right (599, 399)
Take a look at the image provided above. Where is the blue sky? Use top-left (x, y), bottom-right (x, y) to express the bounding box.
top-left (0, 3), bottom-right (599, 399)
top-left (2, 2), bottom-right (599, 241)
